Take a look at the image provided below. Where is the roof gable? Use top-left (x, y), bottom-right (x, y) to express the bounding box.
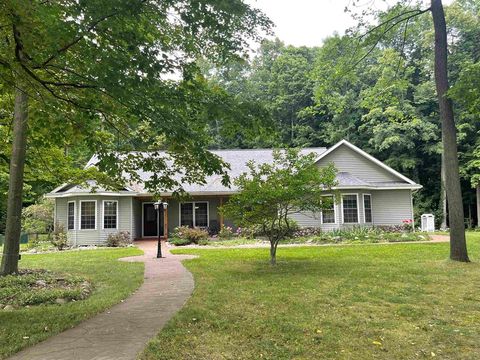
top-left (315, 140), bottom-right (417, 185)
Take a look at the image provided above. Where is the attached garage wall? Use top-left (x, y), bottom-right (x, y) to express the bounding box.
top-left (370, 189), bottom-right (413, 225)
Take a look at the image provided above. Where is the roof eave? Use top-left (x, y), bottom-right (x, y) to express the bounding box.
top-left (45, 191), bottom-right (138, 198)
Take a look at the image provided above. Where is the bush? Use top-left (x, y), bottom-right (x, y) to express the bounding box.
top-left (22, 199), bottom-right (54, 235)
top-left (51, 222), bottom-right (68, 250)
top-left (207, 222), bottom-right (220, 236)
top-left (218, 226), bottom-right (235, 239)
top-left (169, 238), bottom-right (192, 246)
top-left (106, 231), bottom-right (132, 247)
top-left (292, 227), bottom-right (323, 238)
top-left (172, 226), bottom-right (208, 244)
top-left (0, 269), bottom-right (92, 307)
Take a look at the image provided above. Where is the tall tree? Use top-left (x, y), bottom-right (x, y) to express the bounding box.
top-left (431, 0), bottom-right (468, 261)
top-left (0, 0), bottom-right (271, 274)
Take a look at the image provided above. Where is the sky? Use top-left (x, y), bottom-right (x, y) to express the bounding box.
top-left (245, 0), bottom-right (454, 48)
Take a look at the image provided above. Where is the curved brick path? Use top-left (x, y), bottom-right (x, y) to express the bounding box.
top-left (9, 241), bottom-right (195, 360)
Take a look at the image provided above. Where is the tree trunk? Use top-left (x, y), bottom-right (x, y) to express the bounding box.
top-left (1, 87), bottom-right (28, 275)
top-left (431, 0), bottom-right (469, 262)
top-left (476, 183), bottom-right (480, 228)
top-left (270, 241), bottom-right (277, 265)
top-left (440, 152), bottom-right (447, 229)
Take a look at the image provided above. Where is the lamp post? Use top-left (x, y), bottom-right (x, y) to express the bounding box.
top-left (153, 200), bottom-right (168, 259)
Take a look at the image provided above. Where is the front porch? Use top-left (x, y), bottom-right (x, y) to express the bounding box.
top-left (131, 195), bottom-right (230, 241)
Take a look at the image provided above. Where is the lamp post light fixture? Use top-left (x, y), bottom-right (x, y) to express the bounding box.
top-left (153, 200), bottom-right (168, 258)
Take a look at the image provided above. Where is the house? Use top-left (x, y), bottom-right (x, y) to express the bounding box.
top-left (46, 140), bottom-right (422, 246)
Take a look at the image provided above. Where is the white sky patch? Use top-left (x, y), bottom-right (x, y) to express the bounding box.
top-left (245, 0), bottom-right (455, 47)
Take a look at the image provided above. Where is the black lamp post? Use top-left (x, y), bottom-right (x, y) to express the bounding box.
top-left (153, 200), bottom-right (168, 258)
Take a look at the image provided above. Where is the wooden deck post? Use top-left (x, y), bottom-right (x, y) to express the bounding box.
top-left (164, 206), bottom-right (168, 241)
top-left (219, 197), bottom-right (224, 229)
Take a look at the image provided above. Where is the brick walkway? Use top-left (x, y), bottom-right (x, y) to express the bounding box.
top-left (9, 241), bottom-right (195, 360)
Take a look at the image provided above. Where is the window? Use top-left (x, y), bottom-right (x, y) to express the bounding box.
top-left (194, 203), bottom-right (208, 227)
top-left (180, 202), bottom-right (208, 228)
top-left (363, 194), bottom-right (372, 223)
top-left (67, 202), bottom-right (75, 230)
top-left (342, 195), bottom-right (358, 223)
top-left (180, 203), bottom-right (194, 227)
top-left (80, 201), bottom-right (96, 230)
top-left (103, 200), bottom-right (118, 229)
top-left (321, 195), bottom-right (335, 224)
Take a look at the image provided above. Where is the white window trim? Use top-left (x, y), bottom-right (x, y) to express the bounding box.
top-left (320, 195), bottom-right (336, 224)
top-left (341, 193), bottom-right (360, 224)
top-left (102, 200), bottom-right (119, 230)
top-left (363, 194), bottom-right (373, 224)
top-left (67, 201), bottom-right (75, 231)
top-left (79, 200), bottom-right (97, 230)
top-left (179, 201), bottom-right (209, 228)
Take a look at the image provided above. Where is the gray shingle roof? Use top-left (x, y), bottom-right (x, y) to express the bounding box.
top-left (47, 142), bottom-right (421, 197)
top-left (131, 148), bottom-right (327, 193)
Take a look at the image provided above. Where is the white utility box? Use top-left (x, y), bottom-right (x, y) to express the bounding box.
top-left (421, 214), bottom-right (435, 232)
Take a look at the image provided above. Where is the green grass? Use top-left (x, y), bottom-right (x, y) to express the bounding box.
top-left (141, 233), bottom-right (480, 360)
top-left (0, 247), bottom-right (144, 359)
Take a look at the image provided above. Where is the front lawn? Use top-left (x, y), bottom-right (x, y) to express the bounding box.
top-left (0, 247), bottom-right (143, 359)
top-left (142, 233), bottom-right (480, 359)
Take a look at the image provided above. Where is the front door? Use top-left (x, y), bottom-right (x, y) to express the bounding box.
top-left (143, 203), bottom-right (164, 237)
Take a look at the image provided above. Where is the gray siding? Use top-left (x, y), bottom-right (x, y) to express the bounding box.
top-left (316, 144), bottom-right (399, 182)
top-left (371, 189), bottom-right (413, 225)
top-left (289, 189), bottom-right (412, 230)
top-left (54, 189), bottom-right (414, 245)
top-left (55, 196), bottom-right (132, 246)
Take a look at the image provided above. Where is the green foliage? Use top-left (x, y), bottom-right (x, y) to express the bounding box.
top-left (0, 247), bottom-right (143, 358)
top-left (51, 223), bottom-right (68, 251)
top-left (169, 238), bottom-right (193, 246)
top-left (222, 149), bottom-right (337, 256)
top-left (0, 0), bottom-right (273, 206)
top-left (204, 1), bottom-right (480, 225)
top-left (218, 226), bottom-right (236, 239)
top-left (106, 231), bottom-right (132, 247)
top-left (172, 226), bottom-right (209, 244)
top-left (292, 226), bottom-right (425, 244)
top-left (143, 233), bottom-right (480, 359)
top-left (21, 199), bottom-right (54, 234)
top-left (0, 270), bottom-right (90, 307)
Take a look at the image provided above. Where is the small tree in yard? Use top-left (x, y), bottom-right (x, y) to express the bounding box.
top-left (222, 149), bottom-right (337, 265)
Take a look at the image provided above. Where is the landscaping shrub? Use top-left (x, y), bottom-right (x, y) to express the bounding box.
top-left (0, 269), bottom-right (92, 307)
top-left (169, 238), bottom-right (192, 246)
top-left (291, 226), bottom-right (426, 244)
top-left (207, 222), bottom-right (220, 236)
top-left (106, 231), bottom-right (132, 247)
top-left (172, 226), bottom-right (208, 244)
top-left (51, 222), bottom-right (68, 250)
top-left (218, 226), bottom-right (235, 239)
top-left (292, 227), bottom-right (323, 238)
